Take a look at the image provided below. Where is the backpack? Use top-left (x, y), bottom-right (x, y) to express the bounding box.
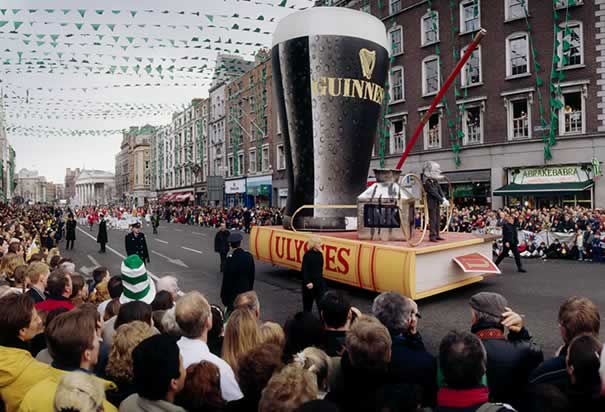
top-left (476, 402), bottom-right (517, 412)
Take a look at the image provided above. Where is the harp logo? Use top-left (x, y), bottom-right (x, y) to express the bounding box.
top-left (359, 48), bottom-right (376, 80)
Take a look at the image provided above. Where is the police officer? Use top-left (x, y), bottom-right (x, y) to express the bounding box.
top-left (214, 223), bottom-right (230, 273)
top-left (220, 232), bottom-right (255, 312)
top-left (125, 222), bottom-right (150, 263)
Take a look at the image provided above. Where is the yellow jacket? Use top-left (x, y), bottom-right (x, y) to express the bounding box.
top-left (0, 346), bottom-right (64, 412)
top-left (18, 371), bottom-right (118, 412)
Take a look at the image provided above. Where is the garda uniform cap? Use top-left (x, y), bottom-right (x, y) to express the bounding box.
top-left (469, 292), bottom-right (508, 320)
top-left (228, 232), bottom-right (243, 243)
top-left (120, 254), bottom-right (156, 304)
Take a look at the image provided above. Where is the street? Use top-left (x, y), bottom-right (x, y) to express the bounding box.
top-left (63, 221), bottom-right (605, 357)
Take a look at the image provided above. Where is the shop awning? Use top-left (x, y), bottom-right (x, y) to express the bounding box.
top-left (493, 180), bottom-right (594, 196)
top-left (175, 193), bottom-right (194, 202)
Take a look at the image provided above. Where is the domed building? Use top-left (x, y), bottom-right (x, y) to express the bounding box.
top-left (75, 169), bottom-right (115, 205)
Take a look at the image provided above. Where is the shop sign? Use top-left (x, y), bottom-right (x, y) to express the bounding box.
top-left (278, 188), bottom-right (289, 197)
top-left (225, 179), bottom-right (246, 194)
top-left (510, 165), bottom-right (593, 185)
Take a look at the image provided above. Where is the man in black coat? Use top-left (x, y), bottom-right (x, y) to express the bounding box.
top-left (214, 223), bottom-right (230, 273)
top-left (96, 214), bottom-right (108, 253)
top-left (469, 292), bottom-right (543, 410)
top-left (65, 214), bottom-right (77, 250)
top-left (422, 161), bottom-right (449, 242)
top-left (494, 213), bottom-right (526, 272)
top-left (301, 236), bottom-right (326, 313)
top-left (151, 211), bottom-right (160, 234)
top-left (221, 232), bottom-right (255, 312)
top-left (243, 208), bottom-right (252, 233)
top-left (125, 222), bottom-right (150, 263)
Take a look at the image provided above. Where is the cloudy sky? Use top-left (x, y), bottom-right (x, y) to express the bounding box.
top-left (1, 0), bottom-right (313, 183)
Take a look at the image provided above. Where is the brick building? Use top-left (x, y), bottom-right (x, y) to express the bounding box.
top-left (315, 0), bottom-right (604, 208)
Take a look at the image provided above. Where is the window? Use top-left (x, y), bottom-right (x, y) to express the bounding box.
top-left (506, 33), bottom-right (529, 77)
top-left (559, 90), bottom-right (585, 135)
top-left (507, 97), bottom-right (531, 139)
top-left (505, 0), bottom-right (527, 21)
top-left (422, 56), bottom-right (440, 96)
top-left (249, 149), bottom-right (257, 174)
top-left (462, 106), bottom-right (483, 145)
top-left (262, 146), bottom-right (270, 171)
top-left (389, 0), bottom-right (401, 15)
top-left (555, 0), bottom-right (582, 8)
top-left (277, 144), bottom-right (286, 170)
top-left (558, 22), bottom-right (583, 68)
top-left (276, 112), bottom-right (282, 135)
top-left (237, 152), bottom-right (244, 176)
top-left (423, 112), bottom-right (442, 149)
top-left (389, 26), bottom-right (403, 55)
top-left (228, 156), bottom-right (234, 177)
top-left (390, 119), bottom-right (406, 153)
top-left (460, 0), bottom-right (480, 33)
top-left (421, 11), bottom-right (439, 46)
top-left (462, 46), bottom-right (481, 87)
top-left (390, 67), bottom-right (404, 103)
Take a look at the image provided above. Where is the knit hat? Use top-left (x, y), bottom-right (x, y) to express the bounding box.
top-left (469, 292), bottom-right (508, 319)
top-left (120, 255), bottom-right (156, 304)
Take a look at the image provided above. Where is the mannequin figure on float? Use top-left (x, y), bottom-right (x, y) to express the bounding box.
top-left (422, 161), bottom-right (450, 242)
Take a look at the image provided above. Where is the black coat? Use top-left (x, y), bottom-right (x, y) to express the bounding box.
top-left (65, 219), bottom-right (76, 240)
top-left (221, 248), bottom-right (255, 308)
top-left (301, 249), bottom-right (325, 291)
top-left (472, 322), bottom-right (543, 410)
top-left (501, 222), bottom-right (519, 246)
top-left (125, 232), bottom-right (150, 261)
top-left (97, 220), bottom-right (108, 244)
top-left (423, 178), bottom-right (445, 209)
top-left (214, 230), bottom-right (230, 254)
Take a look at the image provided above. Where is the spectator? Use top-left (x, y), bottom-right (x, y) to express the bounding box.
top-left (318, 290), bottom-right (354, 357)
top-left (175, 291), bottom-right (243, 401)
top-left (530, 296), bottom-right (600, 390)
top-left (435, 331), bottom-right (515, 412)
top-left (102, 300), bottom-right (153, 347)
top-left (69, 273), bottom-right (88, 307)
top-left (564, 334), bottom-right (605, 410)
top-left (97, 275), bottom-right (122, 318)
top-left (35, 271), bottom-right (74, 313)
top-left (119, 334), bottom-right (187, 412)
top-left (105, 321), bottom-right (154, 406)
top-left (372, 291), bottom-right (437, 407)
top-left (119, 255), bottom-right (156, 305)
top-left (8, 264), bottom-right (27, 294)
top-left (53, 371), bottom-right (106, 412)
top-left (58, 261), bottom-right (76, 276)
top-left (525, 384), bottom-right (571, 412)
top-left (259, 321), bottom-right (285, 350)
top-left (229, 343), bottom-right (284, 412)
top-left (283, 311), bottom-right (324, 362)
top-left (469, 292), bottom-right (543, 409)
top-left (0, 293), bottom-right (56, 412)
top-left (222, 308), bottom-right (261, 373)
top-left (161, 307), bottom-right (183, 338)
top-left (258, 364), bottom-right (318, 412)
top-left (208, 304), bottom-right (225, 357)
top-left (176, 361), bottom-right (227, 412)
top-left (104, 298), bottom-right (121, 322)
top-left (90, 266), bottom-right (111, 304)
top-left (24, 261), bottom-right (50, 304)
top-left (35, 307), bottom-right (70, 365)
top-left (301, 237), bottom-right (326, 313)
top-left (326, 315), bottom-right (398, 412)
top-left (233, 290), bottom-right (261, 319)
top-left (293, 347), bottom-right (331, 398)
top-left (152, 290), bottom-right (175, 311)
top-left (19, 309), bottom-right (117, 412)
top-left (157, 275), bottom-right (180, 302)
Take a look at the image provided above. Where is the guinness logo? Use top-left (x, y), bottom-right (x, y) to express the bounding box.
top-left (359, 48), bottom-right (376, 80)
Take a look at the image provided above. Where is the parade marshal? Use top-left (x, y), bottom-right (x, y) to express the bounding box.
top-left (125, 222), bottom-right (150, 263)
top-left (220, 232), bottom-right (255, 312)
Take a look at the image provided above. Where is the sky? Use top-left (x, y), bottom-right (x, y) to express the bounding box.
top-left (0, 0), bottom-right (314, 183)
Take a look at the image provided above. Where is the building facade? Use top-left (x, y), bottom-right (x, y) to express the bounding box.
top-left (75, 170), bottom-right (116, 205)
top-left (115, 125), bottom-right (155, 207)
top-left (316, 0), bottom-right (604, 208)
top-left (115, 135), bottom-right (130, 203)
top-left (208, 83), bottom-right (228, 206)
top-left (14, 168), bottom-right (47, 203)
top-left (64, 168), bottom-right (80, 202)
top-left (0, 94), bottom-right (14, 201)
top-left (224, 49), bottom-right (280, 208)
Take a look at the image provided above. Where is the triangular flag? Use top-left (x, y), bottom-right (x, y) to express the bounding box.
top-left (0, 21), bottom-right (7, 28)
top-left (75, 23), bottom-right (84, 30)
top-left (112, 36), bottom-right (120, 43)
top-left (12, 9), bottom-right (21, 14)
top-left (130, 10), bottom-right (137, 17)
top-left (120, 66), bottom-right (128, 73)
top-left (107, 24), bottom-right (116, 31)
top-left (278, 0), bottom-right (287, 6)
top-left (13, 21), bottom-right (23, 30)
top-left (206, 15), bottom-right (214, 22)
top-left (126, 37), bottom-right (134, 44)
top-left (232, 24), bottom-right (239, 29)
top-left (91, 24), bottom-right (101, 31)
top-left (112, 10), bottom-right (121, 14)
top-left (0, 9), bottom-right (6, 16)
top-left (50, 34), bottom-right (59, 41)
top-left (44, 9), bottom-right (54, 14)
top-left (96, 10), bottom-right (104, 15)
top-left (62, 9), bottom-right (70, 15)
top-left (78, 9), bottom-right (86, 17)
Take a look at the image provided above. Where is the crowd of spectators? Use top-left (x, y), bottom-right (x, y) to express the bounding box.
top-left (1, 204), bottom-right (605, 412)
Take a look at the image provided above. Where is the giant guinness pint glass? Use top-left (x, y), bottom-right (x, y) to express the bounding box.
top-left (272, 7), bottom-right (389, 231)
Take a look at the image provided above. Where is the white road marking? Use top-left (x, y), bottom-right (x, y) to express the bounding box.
top-left (151, 250), bottom-right (189, 268)
top-left (181, 246), bottom-right (203, 254)
top-left (155, 239), bottom-right (169, 244)
top-left (174, 228), bottom-right (183, 232)
top-left (87, 255), bottom-right (100, 267)
top-left (76, 227), bottom-right (159, 281)
top-left (193, 231), bottom-right (207, 236)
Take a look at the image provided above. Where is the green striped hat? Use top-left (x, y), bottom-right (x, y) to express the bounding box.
top-left (120, 254), bottom-right (156, 304)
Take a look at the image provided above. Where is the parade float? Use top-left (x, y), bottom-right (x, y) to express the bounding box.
top-left (250, 7), bottom-right (499, 299)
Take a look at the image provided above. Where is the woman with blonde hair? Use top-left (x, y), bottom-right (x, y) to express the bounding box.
top-left (0, 254), bottom-right (25, 279)
top-left (258, 364), bottom-right (318, 412)
top-left (54, 371), bottom-right (106, 412)
top-left (46, 248), bottom-right (61, 266)
top-left (222, 308), bottom-right (260, 373)
top-left (293, 347), bottom-right (331, 398)
top-left (259, 321), bottom-right (285, 350)
top-left (104, 320), bottom-right (154, 405)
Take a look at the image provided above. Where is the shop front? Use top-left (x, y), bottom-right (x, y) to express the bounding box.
top-left (494, 163), bottom-right (597, 208)
top-left (224, 178), bottom-right (246, 208)
top-left (246, 175), bottom-right (272, 208)
top-left (442, 170), bottom-right (491, 207)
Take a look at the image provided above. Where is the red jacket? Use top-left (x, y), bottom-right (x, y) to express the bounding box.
top-left (35, 297), bottom-right (75, 313)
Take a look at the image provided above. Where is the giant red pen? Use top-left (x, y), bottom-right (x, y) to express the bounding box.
top-left (395, 28), bottom-right (487, 170)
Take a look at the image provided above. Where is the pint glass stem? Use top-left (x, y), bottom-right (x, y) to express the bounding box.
top-left (395, 29), bottom-right (486, 170)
